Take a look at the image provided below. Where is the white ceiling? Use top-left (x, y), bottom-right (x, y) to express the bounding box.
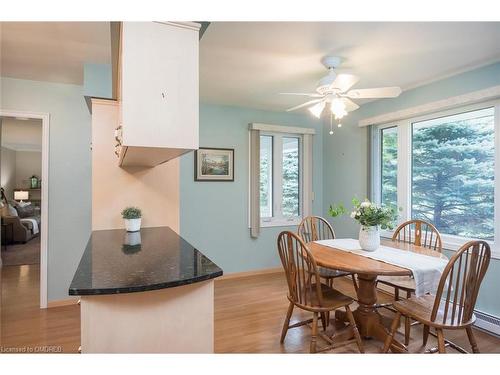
top-left (200, 22), bottom-right (500, 111)
top-left (0, 22), bottom-right (111, 84)
top-left (1, 117), bottom-right (43, 152)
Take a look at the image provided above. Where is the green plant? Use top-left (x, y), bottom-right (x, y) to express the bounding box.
top-left (329, 203), bottom-right (347, 217)
top-left (121, 206), bottom-right (142, 219)
top-left (329, 197), bottom-right (399, 230)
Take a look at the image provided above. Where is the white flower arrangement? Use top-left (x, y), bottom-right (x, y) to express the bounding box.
top-left (330, 197), bottom-right (398, 230)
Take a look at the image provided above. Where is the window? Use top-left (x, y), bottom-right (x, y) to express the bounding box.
top-left (381, 127), bottom-right (398, 208)
top-left (411, 108), bottom-right (495, 240)
top-left (260, 135), bottom-right (273, 218)
top-left (259, 133), bottom-right (302, 226)
top-left (373, 101), bottom-right (499, 251)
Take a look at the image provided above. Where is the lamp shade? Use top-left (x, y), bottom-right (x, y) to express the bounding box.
top-left (14, 191), bottom-right (29, 201)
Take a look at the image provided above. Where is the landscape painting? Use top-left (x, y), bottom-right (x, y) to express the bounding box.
top-left (195, 148), bottom-right (234, 181)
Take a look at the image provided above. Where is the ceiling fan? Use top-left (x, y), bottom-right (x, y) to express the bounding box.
top-left (282, 56), bottom-right (402, 121)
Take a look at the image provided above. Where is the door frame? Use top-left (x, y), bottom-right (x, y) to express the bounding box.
top-left (0, 109), bottom-right (50, 308)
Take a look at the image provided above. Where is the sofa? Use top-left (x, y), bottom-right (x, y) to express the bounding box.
top-left (1, 202), bottom-right (41, 243)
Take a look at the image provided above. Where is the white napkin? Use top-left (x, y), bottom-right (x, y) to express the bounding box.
top-left (315, 238), bottom-right (448, 297)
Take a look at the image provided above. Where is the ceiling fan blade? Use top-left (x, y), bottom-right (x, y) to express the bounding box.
top-left (329, 74), bottom-right (360, 93)
top-left (341, 98), bottom-right (360, 112)
top-left (286, 98), bottom-right (324, 112)
top-left (346, 86), bottom-right (402, 99)
top-left (280, 92), bottom-right (323, 98)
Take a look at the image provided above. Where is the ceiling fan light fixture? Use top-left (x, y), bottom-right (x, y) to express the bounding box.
top-left (308, 101), bottom-right (326, 118)
top-left (330, 98), bottom-right (347, 120)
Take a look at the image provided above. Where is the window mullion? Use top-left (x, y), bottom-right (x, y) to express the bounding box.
top-left (397, 120), bottom-right (411, 223)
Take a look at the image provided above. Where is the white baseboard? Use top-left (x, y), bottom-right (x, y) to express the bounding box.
top-left (474, 310), bottom-right (500, 337)
top-left (216, 267), bottom-right (283, 281)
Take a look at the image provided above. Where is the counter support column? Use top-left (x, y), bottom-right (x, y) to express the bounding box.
top-left (80, 280), bottom-right (214, 353)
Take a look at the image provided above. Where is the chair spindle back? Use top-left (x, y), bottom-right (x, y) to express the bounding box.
top-left (277, 231), bottom-right (323, 308)
top-left (297, 216), bottom-right (335, 243)
top-left (392, 219), bottom-right (442, 252)
top-left (432, 241), bottom-right (491, 326)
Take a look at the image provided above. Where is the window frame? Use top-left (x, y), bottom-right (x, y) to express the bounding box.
top-left (372, 99), bottom-right (500, 258)
top-left (260, 131), bottom-right (304, 228)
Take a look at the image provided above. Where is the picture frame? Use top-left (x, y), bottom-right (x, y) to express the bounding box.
top-left (194, 147), bottom-right (235, 181)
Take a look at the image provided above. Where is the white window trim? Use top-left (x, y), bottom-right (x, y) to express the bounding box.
top-left (373, 99), bottom-right (500, 259)
top-left (260, 131), bottom-right (303, 228)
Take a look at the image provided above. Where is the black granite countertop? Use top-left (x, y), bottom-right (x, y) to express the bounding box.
top-left (69, 226), bottom-right (223, 296)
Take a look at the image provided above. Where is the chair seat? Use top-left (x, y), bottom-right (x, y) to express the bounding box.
top-left (318, 266), bottom-right (351, 279)
top-left (301, 283), bottom-right (353, 310)
top-left (394, 295), bottom-right (475, 329)
top-left (378, 275), bottom-right (415, 291)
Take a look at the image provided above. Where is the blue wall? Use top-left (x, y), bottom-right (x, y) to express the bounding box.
top-left (1, 77), bottom-right (92, 302)
top-left (322, 62), bottom-right (500, 317)
top-left (180, 103), bottom-right (323, 274)
top-left (83, 63), bottom-right (112, 99)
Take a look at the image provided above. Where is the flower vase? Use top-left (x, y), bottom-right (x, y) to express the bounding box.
top-left (359, 225), bottom-right (380, 251)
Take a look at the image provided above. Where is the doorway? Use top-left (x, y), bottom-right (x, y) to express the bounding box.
top-left (0, 110), bottom-right (49, 308)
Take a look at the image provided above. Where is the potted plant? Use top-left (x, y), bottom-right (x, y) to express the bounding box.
top-left (121, 206), bottom-right (142, 232)
top-left (330, 198), bottom-right (398, 251)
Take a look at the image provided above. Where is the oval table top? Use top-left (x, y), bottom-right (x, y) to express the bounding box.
top-left (308, 238), bottom-right (447, 276)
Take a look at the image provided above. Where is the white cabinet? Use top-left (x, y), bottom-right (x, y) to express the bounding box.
top-left (117, 22), bottom-right (200, 167)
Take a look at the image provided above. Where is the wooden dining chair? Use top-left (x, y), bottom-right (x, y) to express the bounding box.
top-left (383, 240), bottom-right (491, 353)
top-left (377, 219), bottom-right (443, 345)
top-left (277, 231), bottom-right (364, 353)
top-left (298, 216), bottom-right (358, 292)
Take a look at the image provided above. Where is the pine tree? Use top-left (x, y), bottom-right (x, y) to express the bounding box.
top-left (412, 116), bottom-right (494, 240)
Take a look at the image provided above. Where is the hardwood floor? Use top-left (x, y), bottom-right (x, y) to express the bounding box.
top-left (1, 264), bottom-right (499, 353)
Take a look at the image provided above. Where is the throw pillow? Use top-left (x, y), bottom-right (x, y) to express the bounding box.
top-left (16, 204), bottom-right (35, 218)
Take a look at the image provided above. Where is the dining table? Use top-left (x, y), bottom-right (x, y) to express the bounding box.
top-left (307, 238), bottom-right (448, 352)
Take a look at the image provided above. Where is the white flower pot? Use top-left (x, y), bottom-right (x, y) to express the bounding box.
top-left (359, 226), bottom-right (380, 252)
top-left (124, 218), bottom-right (141, 232)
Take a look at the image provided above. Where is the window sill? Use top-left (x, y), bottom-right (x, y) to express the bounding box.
top-left (380, 230), bottom-right (500, 260)
top-left (260, 218), bottom-right (302, 228)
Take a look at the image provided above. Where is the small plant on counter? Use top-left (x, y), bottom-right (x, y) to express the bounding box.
top-left (121, 206), bottom-right (142, 232)
top-left (121, 206), bottom-right (142, 219)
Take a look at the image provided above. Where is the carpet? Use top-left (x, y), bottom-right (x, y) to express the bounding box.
top-left (1, 236), bottom-right (40, 266)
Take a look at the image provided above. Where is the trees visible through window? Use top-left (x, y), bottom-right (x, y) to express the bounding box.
top-left (411, 108), bottom-right (495, 240)
top-left (260, 135), bottom-right (273, 218)
top-left (282, 137), bottom-right (300, 216)
top-left (381, 127), bottom-right (398, 209)
top-left (259, 133), bottom-right (302, 225)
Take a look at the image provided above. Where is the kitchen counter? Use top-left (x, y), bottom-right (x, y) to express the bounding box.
top-left (69, 226), bottom-right (223, 353)
top-left (69, 226), bottom-right (222, 295)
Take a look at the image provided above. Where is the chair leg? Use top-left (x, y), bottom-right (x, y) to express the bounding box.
top-left (436, 329), bottom-right (446, 353)
top-left (280, 301), bottom-right (294, 343)
top-left (466, 327), bottom-right (480, 353)
top-left (382, 312), bottom-right (401, 353)
top-left (345, 305), bottom-right (364, 353)
top-left (406, 290), bottom-right (411, 299)
top-left (404, 316), bottom-right (411, 346)
top-left (310, 312), bottom-right (318, 353)
top-left (394, 287), bottom-right (400, 301)
top-left (422, 325), bottom-right (430, 346)
top-left (320, 313), bottom-right (327, 331)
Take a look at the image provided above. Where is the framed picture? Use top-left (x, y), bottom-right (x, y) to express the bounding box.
top-left (195, 147), bottom-right (235, 181)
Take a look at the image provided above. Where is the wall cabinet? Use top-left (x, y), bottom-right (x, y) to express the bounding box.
top-left (116, 22), bottom-right (200, 167)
